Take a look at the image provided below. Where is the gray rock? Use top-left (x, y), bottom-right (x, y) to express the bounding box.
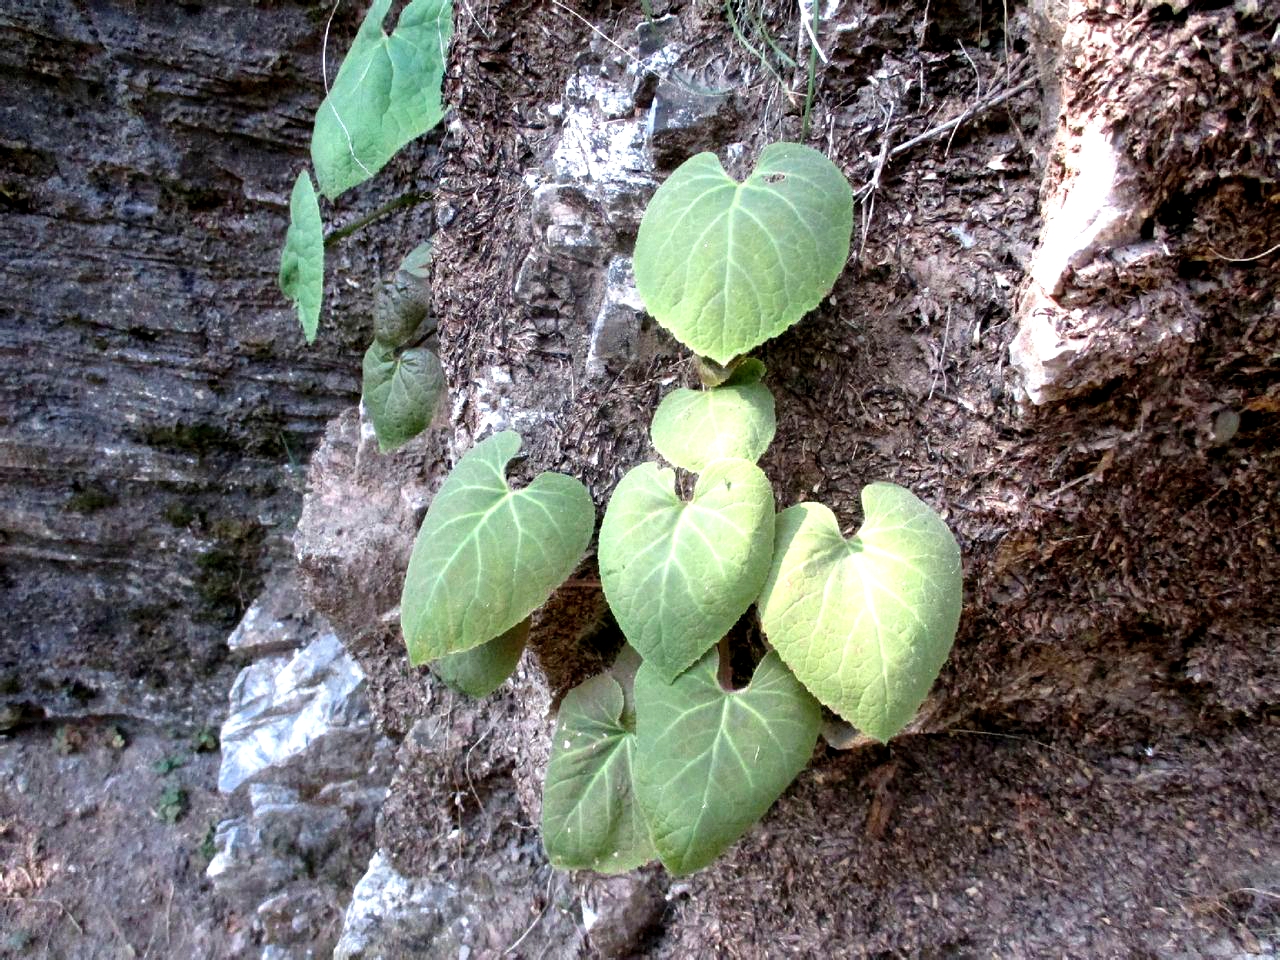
top-left (333, 852), bottom-right (453, 960)
top-left (334, 851), bottom-right (585, 960)
top-left (227, 571), bottom-right (324, 657)
top-left (210, 581), bottom-right (395, 960)
top-left (294, 409), bottom-right (446, 653)
top-left (586, 257), bottom-right (662, 375)
top-left (647, 76), bottom-right (738, 169)
top-left (1009, 91), bottom-right (1191, 406)
top-left (218, 631), bottom-right (386, 795)
top-left (581, 873), bottom-right (665, 959)
top-left (207, 815), bottom-right (300, 905)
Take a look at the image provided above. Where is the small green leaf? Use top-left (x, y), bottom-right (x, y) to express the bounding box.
top-left (757, 484), bottom-right (963, 742)
top-left (362, 342), bottom-right (446, 452)
top-left (152, 754), bottom-right (186, 776)
top-left (599, 459), bottom-right (775, 682)
top-left (155, 785), bottom-right (189, 824)
top-left (542, 656), bottom-right (657, 873)
top-left (311, 0), bottom-right (453, 199)
top-left (279, 171), bottom-right (324, 342)
top-left (375, 241), bottom-right (434, 348)
top-left (431, 617), bottom-right (529, 697)
top-left (633, 142), bottom-right (853, 364)
top-left (696, 355), bottom-right (765, 388)
top-left (650, 374), bottom-right (776, 473)
top-left (633, 649), bottom-right (820, 875)
top-left (401, 431), bottom-right (594, 665)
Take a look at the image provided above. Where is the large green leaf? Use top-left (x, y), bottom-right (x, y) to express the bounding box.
top-left (649, 363), bottom-right (776, 472)
top-left (311, 0), bottom-right (453, 199)
top-left (757, 484), bottom-right (963, 742)
top-left (375, 241), bottom-right (434, 348)
top-left (431, 617), bottom-right (528, 698)
top-left (278, 170), bottom-right (324, 342)
top-left (633, 649), bottom-right (820, 875)
top-left (400, 431), bottom-right (594, 665)
top-left (542, 651), bottom-right (656, 873)
top-left (599, 459), bottom-right (775, 682)
top-left (633, 142), bottom-right (853, 364)
top-left (361, 342), bottom-right (446, 452)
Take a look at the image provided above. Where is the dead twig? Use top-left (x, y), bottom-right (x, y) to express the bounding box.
top-left (856, 102), bottom-right (895, 259)
top-left (889, 76), bottom-right (1037, 160)
top-left (1207, 240), bottom-right (1280, 263)
top-left (948, 727), bottom-right (1094, 770)
top-left (502, 870), bottom-right (555, 955)
top-left (927, 305), bottom-right (953, 401)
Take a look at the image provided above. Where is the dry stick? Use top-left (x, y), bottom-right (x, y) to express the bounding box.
top-left (717, 634), bottom-right (734, 690)
top-left (798, 0), bottom-right (829, 63)
top-left (1225, 888), bottom-right (1280, 901)
top-left (857, 102), bottom-right (895, 259)
top-left (927, 304), bottom-right (953, 401)
top-left (322, 0), bottom-right (341, 93)
top-left (855, 75), bottom-right (1037, 257)
top-left (503, 871), bottom-right (555, 956)
top-left (463, 722), bottom-right (495, 815)
top-left (889, 76), bottom-right (1037, 159)
top-left (948, 727), bottom-right (1093, 769)
top-left (1208, 239), bottom-right (1280, 262)
top-left (319, 0), bottom-right (371, 182)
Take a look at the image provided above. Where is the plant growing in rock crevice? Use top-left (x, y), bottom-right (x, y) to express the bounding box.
top-left (396, 141), bottom-right (964, 875)
top-left (277, 0), bottom-right (961, 878)
top-left (280, 0), bottom-right (453, 452)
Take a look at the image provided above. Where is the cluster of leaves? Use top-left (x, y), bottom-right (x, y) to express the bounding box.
top-left (280, 0), bottom-right (453, 451)
top-left (363, 242), bottom-right (447, 451)
top-left (398, 143), bottom-right (964, 875)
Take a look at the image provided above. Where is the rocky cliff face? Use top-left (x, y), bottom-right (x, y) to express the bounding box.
top-left (4, 0), bottom-right (1278, 955)
top-left (0, 0), bottom-right (437, 725)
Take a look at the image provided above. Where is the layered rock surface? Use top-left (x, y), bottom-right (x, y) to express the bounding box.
top-left (0, 0), bottom-right (436, 725)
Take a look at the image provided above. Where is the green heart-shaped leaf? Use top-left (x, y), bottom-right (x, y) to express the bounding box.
top-left (650, 368), bottom-right (776, 473)
top-left (633, 142), bottom-right (853, 364)
top-left (757, 484), bottom-right (963, 742)
top-left (278, 171), bottom-right (323, 343)
top-left (361, 342), bottom-right (446, 452)
top-left (599, 459), bottom-right (775, 682)
top-left (633, 649), bottom-right (820, 875)
top-left (311, 0), bottom-right (453, 199)
top-left (374, 241), bottom-right (434, 349)
top-left (400, 431), bottom-right (594, 665)
top-left (542, 650), bottom-right (656, 873)
top-left (431, 616), bottom-right (529, 698)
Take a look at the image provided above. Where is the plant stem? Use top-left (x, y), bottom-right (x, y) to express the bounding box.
top-left (725, 0), bottom-right (786, 90)
top-left (717, 635), bottom-right (734, 691)
top-left (324, 191), bottom-right (430, 249)
top-left (801, 2), bottom-right (820, 140)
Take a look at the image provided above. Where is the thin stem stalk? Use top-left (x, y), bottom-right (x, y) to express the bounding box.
top-left (324, 191), bottom-right (429, 249)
